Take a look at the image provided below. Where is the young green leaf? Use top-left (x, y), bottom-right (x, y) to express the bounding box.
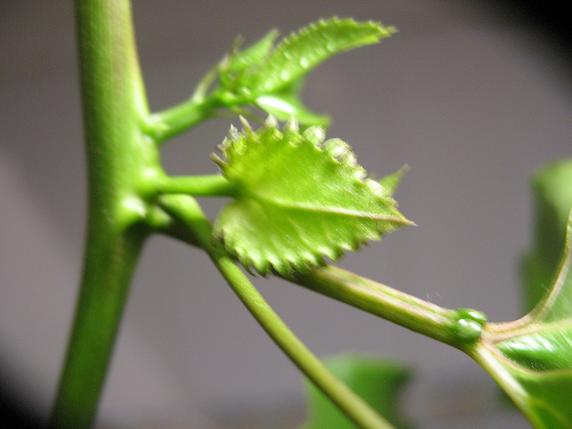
top-left (303, 355), bottom-right (413, 429)
top-left (213, 19), bottom-right (394, 128)
top-left (212, 117), bottom-right (412, 276)
top-left (240, 18), bottom-right (395, 95)
top-left (481, 212), bottom-right (572, 428)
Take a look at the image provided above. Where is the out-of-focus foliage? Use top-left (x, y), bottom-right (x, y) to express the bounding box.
top-left (522, 160), bottom-right (572, 311)
top-left (488, 211), bottom-right (572, 428)
top-left (302, 355), bottom-right (413, 429)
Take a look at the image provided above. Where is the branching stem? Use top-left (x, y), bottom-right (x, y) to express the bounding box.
top-left (51, 1), bottom-right (156, 427)
top-left (56, 3), bottom-right (488, 428)
top-left (159, 195), bottom-right (395, 429)
top-left (289, 267), bottom-right (460, 346)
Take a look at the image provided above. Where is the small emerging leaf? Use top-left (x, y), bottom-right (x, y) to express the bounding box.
top-left (241, 18), bottom-right (395, 95)
top-left (215, 18), bottom-right (395, 127)
top-left (212, 118), bottom-right (411, 275)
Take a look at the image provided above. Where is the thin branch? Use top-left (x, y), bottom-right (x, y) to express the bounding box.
top-left (287, 267), bottom-right (459, 346)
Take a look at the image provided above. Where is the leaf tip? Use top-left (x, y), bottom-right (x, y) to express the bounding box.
top-left (403, 217), bottom-right (417, 227)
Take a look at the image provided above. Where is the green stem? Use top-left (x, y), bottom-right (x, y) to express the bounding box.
top-left (469, 342), bottom-right (530, 413)
top-left (51, 232), bottom-right (145, 429)
top-left (156, 174), bottom-right (236, 197)
top-left (51, 1), bottom-right (156, 427)
top-left (290, 267), bottom-right (460, 346)
top-left (159, 195), bottom-right (395, 429)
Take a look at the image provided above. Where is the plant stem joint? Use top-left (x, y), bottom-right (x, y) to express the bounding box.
top-left (451, 307), bottom-right (488, 345)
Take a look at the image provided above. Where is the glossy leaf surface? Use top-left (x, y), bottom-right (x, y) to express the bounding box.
top-left (303, 356), bottom-right (413, 429)
top-left (483, 213), bottom-right (572, 428)
top-left (212, 118), bottom-right (411, 275)
top-left (255, 92), bottom-right (330, 127)
top-left (521, 160), bottom-right (572, 312)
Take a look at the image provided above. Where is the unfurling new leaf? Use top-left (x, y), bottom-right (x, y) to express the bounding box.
top-left (217, 18), bottom-right (395, 126)
top-left (211, 117), bottom-right (412, 276)
top-left (238, 18), bottom-right (395, 95)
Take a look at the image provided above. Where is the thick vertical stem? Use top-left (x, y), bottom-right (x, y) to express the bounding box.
top-left (51, 1), bottom-right (154, 428)
top-left (51, 232), bottom-right (145, 429)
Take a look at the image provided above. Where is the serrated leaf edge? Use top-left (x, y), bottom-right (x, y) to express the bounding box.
top-left (212, 117), bottom-right (412, 275)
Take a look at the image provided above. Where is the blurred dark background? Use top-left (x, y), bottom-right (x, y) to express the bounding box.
top-left (1, 1), bottom-right (570, 428)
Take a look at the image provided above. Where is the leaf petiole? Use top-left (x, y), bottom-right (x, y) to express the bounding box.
top-left (155, 174), bottom-right (236, 197)
top-left (149, 93), bottom-right (225, 143)
top-left (288, 267), bottom-right (462, 347)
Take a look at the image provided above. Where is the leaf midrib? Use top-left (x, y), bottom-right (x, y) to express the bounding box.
top-left (241, 189), bottom-right (408, 223)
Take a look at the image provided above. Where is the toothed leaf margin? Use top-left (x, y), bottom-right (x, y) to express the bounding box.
top-left (211, 117), bottom-right (411, 276)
